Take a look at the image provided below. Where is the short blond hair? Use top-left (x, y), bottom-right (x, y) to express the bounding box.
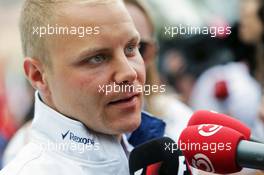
top-left (19, 0), bottom-right (115, 66)
top-left (20, 0), bottom-right (56, 66)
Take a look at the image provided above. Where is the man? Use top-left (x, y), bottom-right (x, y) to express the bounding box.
top-left (0, 0), bottom-right (145, 174)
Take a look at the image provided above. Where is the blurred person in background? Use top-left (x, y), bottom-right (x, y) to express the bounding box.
top-left (253, 0), bottom-right (264, 143)
top-left (124, 0), bottom-right (193, 143)
top-left (188, 0), bottom-right (263, 130)
top-left (187, 1), bottom-right (264, 173)
top-left (160, 35), bottom-right (232, 106)
top-left (161, 47), bottom-right (195, 105)
top-left (238, 0), bottom-right (264, 142)
top-left (256, 0), bottom-right (264, 82)
top-left (189, 39), bottom-right (262, 129)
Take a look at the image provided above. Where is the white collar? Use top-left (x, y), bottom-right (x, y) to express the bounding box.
top-left (31, 91), bottom-right (129, 164)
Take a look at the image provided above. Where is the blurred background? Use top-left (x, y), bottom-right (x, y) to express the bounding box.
top-left (0, 0), bottom-right (264, 173)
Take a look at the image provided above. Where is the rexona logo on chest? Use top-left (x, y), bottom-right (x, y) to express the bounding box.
top-left (61, 130), bottom-right (95, 145)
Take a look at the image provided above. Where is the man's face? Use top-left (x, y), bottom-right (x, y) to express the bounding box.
top-left (43, 1), bottom-right (145, 135)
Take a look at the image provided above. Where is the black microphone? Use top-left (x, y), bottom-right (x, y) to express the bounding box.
top-left (129, 137), bottom-right (190, 175)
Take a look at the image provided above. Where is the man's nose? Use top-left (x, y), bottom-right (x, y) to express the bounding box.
top-left (113, 54), bottom-right (137, 84)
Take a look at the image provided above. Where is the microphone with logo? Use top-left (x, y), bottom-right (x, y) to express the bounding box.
top-left (129, 137), bottom-right (191, 175)
top-left (178, 124), bottom-right (264, 174)
top-left (188, 110), bottom-right (263, 143)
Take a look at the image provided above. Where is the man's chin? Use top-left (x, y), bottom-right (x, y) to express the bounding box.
top-left (104, 108), bottom-right (142, 134)
top-left (115, 115), bottom-right (142, 134)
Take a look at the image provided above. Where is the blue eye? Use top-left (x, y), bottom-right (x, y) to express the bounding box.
top-left (88, 55), bottom-right (106, 64)
top-left (125, 45), bottom-right (137, 57)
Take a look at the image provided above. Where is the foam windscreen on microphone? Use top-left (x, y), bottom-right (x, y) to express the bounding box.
top-left (129, 137), bottom-right (181, 175)
top-left (179, 124), bottom-right (245, 174)
top-left (188, 110), bottom-right (251, 140)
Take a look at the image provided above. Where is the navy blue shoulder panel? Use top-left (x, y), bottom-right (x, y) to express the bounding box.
top-left (128, 111), bottom-right (166, 147)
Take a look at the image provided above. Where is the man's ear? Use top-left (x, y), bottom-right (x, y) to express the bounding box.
top-left (23, 57), bottom-right (49, 93)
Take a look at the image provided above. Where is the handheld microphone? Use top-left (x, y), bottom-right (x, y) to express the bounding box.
top-left (188, 110), bottom-right (262, 142)
top-left (179, 124), bottom-right (264, 174)
top-left (129, 137), bottom-right (190, 175)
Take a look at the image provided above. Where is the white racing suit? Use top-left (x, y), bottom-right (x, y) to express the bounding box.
top-left (0, 93), bottom-right (130, 175)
